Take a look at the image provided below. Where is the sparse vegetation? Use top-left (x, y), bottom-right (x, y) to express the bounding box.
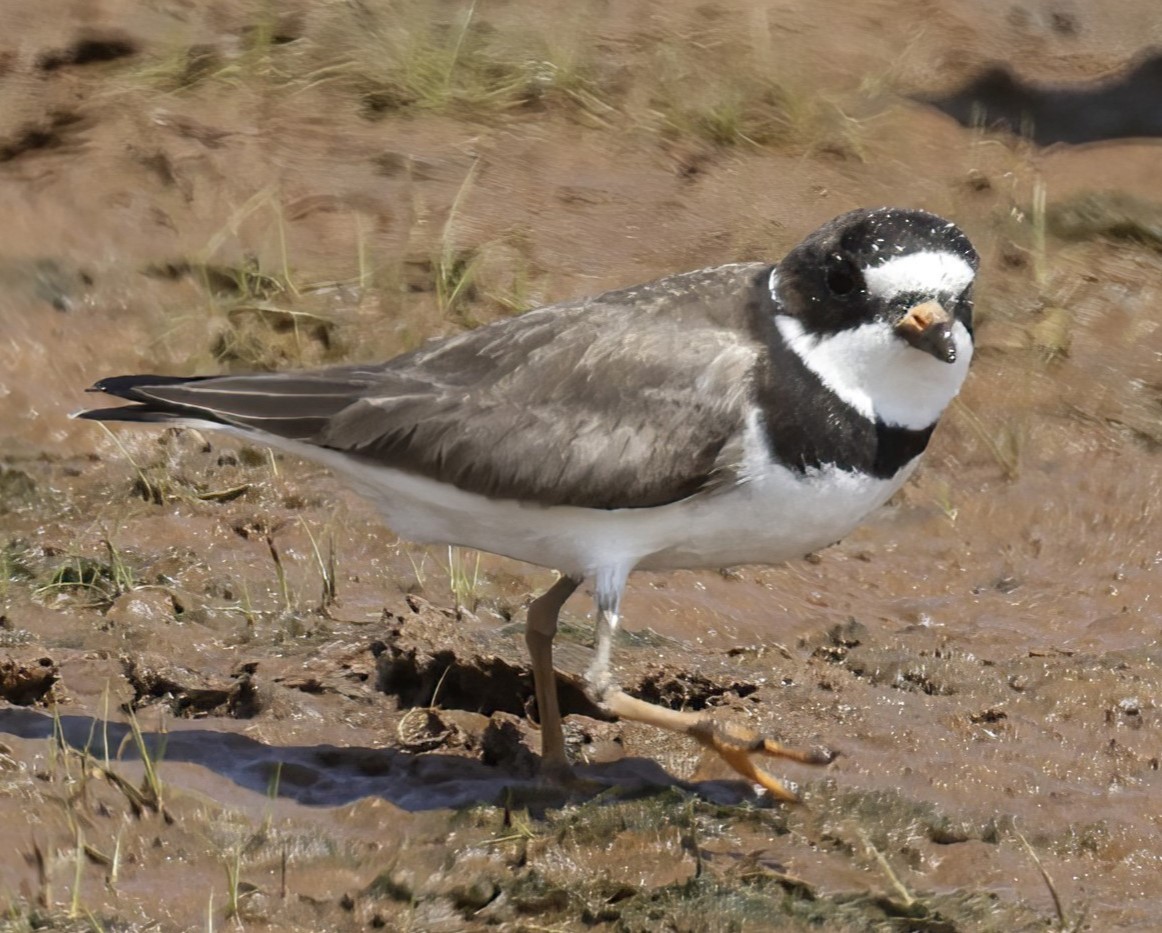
top-left (643, 24), bottom-right (862, 155)
top-left (316, 1), bottom-right (530, 117)
top-left (443, 545), bottom-right (483, 614)
top-left (1047, 190), bottom-right (1162, 248)
top-left (0, 539), bottom-right (36, 601)
top-left (33, 550), bottom-right (137, 611)
top-left (303, 0), bottom-right (617, 125)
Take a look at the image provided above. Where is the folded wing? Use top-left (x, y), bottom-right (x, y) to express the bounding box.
top-left (81, 264), bottom-right (768, 510)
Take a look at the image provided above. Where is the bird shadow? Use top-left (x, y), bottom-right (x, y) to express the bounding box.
top-left (0, 706), bottom-right (772, 816)
top-left (913, 48), bottom-right (1162, 147)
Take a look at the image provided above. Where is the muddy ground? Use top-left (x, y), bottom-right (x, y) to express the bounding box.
top-left (0, 0), bottom-right (1159, 930)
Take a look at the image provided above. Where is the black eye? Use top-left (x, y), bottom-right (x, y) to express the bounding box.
top-left (824, 256), bottom-right (859, 296)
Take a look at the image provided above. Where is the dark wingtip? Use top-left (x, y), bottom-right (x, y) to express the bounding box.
top-left (73, 406), bottom-right (177, 425)
top-left (79, 374), bottom-right (213, 423)
top-left (88, 373), bottom-right (193, 397)
top-left (72, 405), bottom-right (181, 424)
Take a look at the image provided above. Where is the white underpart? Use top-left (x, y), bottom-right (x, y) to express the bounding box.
top-left (329, 446), bottom-right (910, 581)
top-left (862, 249), bottom-right (975, 301)
top-left (770, 249), bottom-right (975, 430)
top-left (735, 406), bottom-right (773, 484)
top-left (126, 418), bottom-right (912, 586)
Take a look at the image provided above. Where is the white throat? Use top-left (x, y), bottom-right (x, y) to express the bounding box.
top-left (774, 314), bottom-right (972, 429)
top-left (768, 251), bottom-right (974, 430)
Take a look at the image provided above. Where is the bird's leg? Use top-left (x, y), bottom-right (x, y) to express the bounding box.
top-left (525, 574), bottom-right (581, 776)
top-left (584, 586), bottom-right (832, 802)
top-left (584, 587), bottom-right (621, 701)
top-left (600, 690), bottom-right (835, 802)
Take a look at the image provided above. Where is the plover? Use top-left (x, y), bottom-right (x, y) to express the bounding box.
top-left (78, 207), bottom-right (978, 800)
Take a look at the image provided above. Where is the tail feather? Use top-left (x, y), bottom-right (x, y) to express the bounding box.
top-left (88, 374), bottom-right (214, 401)
top-left (74, 405), bottom-right (209, 426)
top-left (76, 372), bottom-right (371, 440)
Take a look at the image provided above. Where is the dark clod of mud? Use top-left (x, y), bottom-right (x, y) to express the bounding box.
top-left (635, 666), bottom-right (758, 710)
top-left (375, 640), bottom-right (536, 715)
top-left (142, 259), bottom-right (286, 300)
top-left (481, 713), bottom-right (540, 776)
top-left (0, 656), bottom-right (58, 705)
top-left (371, 609), bottom-right (598, 719)
top-left (0, 111), bottom-right (87, 163)
top-left (37, 34), bottom-right (139, 71)
top-left (122, 656), bottom-right (263, 718)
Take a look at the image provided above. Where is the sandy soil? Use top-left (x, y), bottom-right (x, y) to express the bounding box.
top-left (1, 0), bottom-right (1159, 929)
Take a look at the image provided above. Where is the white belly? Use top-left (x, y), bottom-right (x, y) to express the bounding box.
top-left (158, 423), bottom-right (914, 580)
top-left (316, 446), bottom-right (916, 578)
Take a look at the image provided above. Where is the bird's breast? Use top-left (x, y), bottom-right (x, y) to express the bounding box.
top-left (633, 458), bottom-right (919, 571)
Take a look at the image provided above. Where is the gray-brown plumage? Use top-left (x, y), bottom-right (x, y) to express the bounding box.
top-left (83, 263), bottom-right (767, 510)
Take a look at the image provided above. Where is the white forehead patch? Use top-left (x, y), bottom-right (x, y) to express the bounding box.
top-left (862, 250), bottom-right (974, 301)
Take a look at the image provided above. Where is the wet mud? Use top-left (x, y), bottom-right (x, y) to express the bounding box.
top-left (1, 0), bottom-right (1160, 929)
